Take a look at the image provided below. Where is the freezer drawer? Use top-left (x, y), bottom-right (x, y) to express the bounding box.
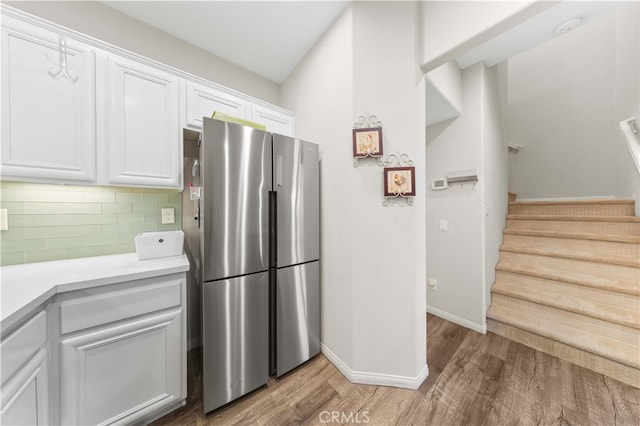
top-left (202, 272), bottom-right (268, 413)
top-left (273, 135), bottom-right (319, 267)
top-left (276, 262), bottom-right (320, 377)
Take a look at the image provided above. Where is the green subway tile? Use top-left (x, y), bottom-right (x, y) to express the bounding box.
top-left (78, 185), bottom-right (102, 193)
top-left (21, 183), bottom-right (65, 191)
top-left (102, 203), bottom-right (131, 214)
top-left (132, 187), bottom-right (157, 193)
top-left (132, 203), bottom-right (159, 213)
top-left (2, 239), bottom-right (46, 253)
top-left (102, 224), bottom-right (132, 234)
top-left (11, 215), bottom-right (83, 227)
top-left (0, 227), bottom-right (26, 241)
top-left (100, 243), bottom-right (134, 255)
top-left (83, 192), bottom-right (115, 202)
top-left (25, 226), bottom-right (70, 239)
top-left (25, 248), bottom-right (67, 263)
top-left (167, 191), bottom-right (181, 203)
top-left (67, 203), bottom-right (101, 214)
top-left (115, 192), bottom-right (143, 203)
top-left (2, 189), bottom-right (83, 202)
top-left (117, 213), bottom-right (145, 224)
top-left (117, 233), bottom-right (138, 244)
top-left (83, 214), bottom-right (117, 225)
top-left (24, 202), bottom-right (68, 214)
top-left (0, 201), bottom-right (25, 214)
top-left (1, 252), bottom-right (25, 266)
top-left (130, 223), bottom-right (156, 233)
top-left (85, 234), bottom-right (118, 247)
top-left (158, 223), bottom-right (181, 231)
top-left (65, 225), bottom-right (101, 237)
top-left (143, 193), bottom-right (169, 204)
top-left (107, 186), bottom-right (134, 193)
top-left (0, 181), bottom-right (25, 190)
top-left (66, 246), bottom-right (101, 259)
top-left (46, 237), bottom-right (86, 249)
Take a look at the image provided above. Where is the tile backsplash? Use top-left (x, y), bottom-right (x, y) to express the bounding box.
top-left (0, 182), bottom-right (182, 266)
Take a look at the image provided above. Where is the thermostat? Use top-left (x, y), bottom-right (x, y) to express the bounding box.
top-left (431, 178), bottom-right (448, 190)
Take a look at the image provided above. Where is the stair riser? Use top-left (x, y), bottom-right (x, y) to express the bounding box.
top-left (502, 234), bottom-right (640, 260)
top-left (488, 294), bottom-right (640, 368)
top-left (498, 251), bottom-right (639, 293)
top-left (506, 219), bottom-right (640, 235)
top-left (487, 319), bottom-right (640, 388)
top-left (508, 204), bottom-right (634, 216)
top-left (492, 270), bottom-right (640, 329)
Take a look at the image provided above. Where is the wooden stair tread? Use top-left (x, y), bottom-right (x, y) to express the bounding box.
top-left (500, 245), bottom-right (640, 267)
top-left (487, 319), bottom-right (640, 388)
top-left (507, 214), bottom-right (640, 223)
top-left (487, 299), bottom-right (640, 369)
top-left (491, 278), bottom-right (640, 329)
top-left (509, 199), bottom-right (634, 206)
top-left (503, 228), bottom-right (640, 243)
top-left (495, 262), bottom-right (639, 295)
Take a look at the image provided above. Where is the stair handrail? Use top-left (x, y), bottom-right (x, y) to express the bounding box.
top-left (619, 117), bottom-right (640, 175)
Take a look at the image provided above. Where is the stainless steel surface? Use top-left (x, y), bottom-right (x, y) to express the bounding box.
top-left (272, 135), bottom-right (320, 267)
top-left (202, 272), bottom-right (269, 413)
top-left (276, 261), bottom-right (320, 377)
top-left (201, 118), bottom-right (271, 281)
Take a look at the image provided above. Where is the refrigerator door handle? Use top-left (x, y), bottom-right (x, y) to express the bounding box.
top-left (276, 155), bottom-right (284, 188)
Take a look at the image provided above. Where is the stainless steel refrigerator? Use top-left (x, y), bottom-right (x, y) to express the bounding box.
top-left (183, 118), bottom-right (320, 414)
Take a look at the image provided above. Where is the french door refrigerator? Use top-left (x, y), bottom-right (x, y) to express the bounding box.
top-left (194, 118), bottom-right (320, 413)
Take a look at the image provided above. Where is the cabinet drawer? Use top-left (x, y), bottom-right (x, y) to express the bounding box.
top-left (1, 311), bottom-right (47, 385)
top-left (60, 278), bottom-right (182, 334)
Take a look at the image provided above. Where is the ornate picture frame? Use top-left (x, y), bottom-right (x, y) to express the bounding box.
top-left (352, 127), bottom-right (383, 158)
top-left (383, 166), bottom-right (416, 197)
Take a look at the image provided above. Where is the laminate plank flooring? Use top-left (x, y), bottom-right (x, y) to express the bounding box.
top-left (152, 314), bottom-right (640, 425)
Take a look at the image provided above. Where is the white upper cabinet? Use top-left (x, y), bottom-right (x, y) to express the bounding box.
top-left (100, 55), bottom-right (181, 188)
top-left (1, 17), bottom-right (96, 183)
top-left (251, 104), bottom-right (295, 137)
top-left (185, 82), bottom-right (248, 130)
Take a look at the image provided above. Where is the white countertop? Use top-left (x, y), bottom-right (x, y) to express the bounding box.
top-left (1, 253), bottom-right (190, 332)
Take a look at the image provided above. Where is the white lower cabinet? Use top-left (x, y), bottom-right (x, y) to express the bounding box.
top-left (57, 275), bottom-right (186, 425)
top-left (0, 311), bottom-right (50, 426)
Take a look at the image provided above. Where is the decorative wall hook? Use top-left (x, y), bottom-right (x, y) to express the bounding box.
top-left (46, 36), bottom-right (78, 83)
top-left (353, 114), bottom-right (382, 129)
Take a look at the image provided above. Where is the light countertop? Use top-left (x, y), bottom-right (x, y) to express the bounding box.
top-left (1, 253), bottom-right (190, 333)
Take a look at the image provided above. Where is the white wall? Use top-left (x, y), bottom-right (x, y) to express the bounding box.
top-left (421, 0), bottom-right (552, 72)
top-left (426, 61), bottom-right (462, 126)
top-left (280, 6), bottom-right (356, 372)
top-left (425, 62), bottom-right (506, 332)
top-left (282, 1), bottom-right (427, 387)
top-left (507, 9), bottom-right (638, 200)
top-left (5, 1), bottom-right (280, 104)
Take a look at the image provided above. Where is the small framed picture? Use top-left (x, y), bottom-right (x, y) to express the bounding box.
top-left (352, 127), bottom-right (383, 158)
top-left (384, 167), bottom-right (416, 197)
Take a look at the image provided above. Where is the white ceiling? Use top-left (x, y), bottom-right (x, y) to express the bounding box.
top-left (101, 1), bottom-right (350, 83)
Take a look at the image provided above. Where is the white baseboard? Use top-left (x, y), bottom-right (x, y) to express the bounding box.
top-left (427, 305), bottom-right (487, 334)
top-left (187, 336), bottom-right (201, 351)
top-left (321, 344), bottom-right (428, 390)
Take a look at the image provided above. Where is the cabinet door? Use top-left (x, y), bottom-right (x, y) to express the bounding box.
top-left (59, 308), bottom-right (184, 425)
top-left (1, 17), bottom-right (96, 183)
top-left (186, 82), bottom-right (247, 130)
top-left (103, 56), bottom-right (180, 188)
top-left (0, 349), bottom-right (49, 426)
top-left (1, 311), bottom-right (49, 426)
top-left (251, 104), bottom-right (295, 137)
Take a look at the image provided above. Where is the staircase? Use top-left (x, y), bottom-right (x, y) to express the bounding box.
top-left (487, 198), bottom-right (640, 388)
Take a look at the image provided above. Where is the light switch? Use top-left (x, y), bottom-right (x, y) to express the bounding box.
top-left (439, 220), bottom-right (448, 231)
top-left (161, 208), bottom-right (175, 224)
top-left (0, 209), bottom-right (7, 231)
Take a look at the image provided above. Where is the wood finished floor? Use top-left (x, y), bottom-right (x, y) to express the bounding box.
top-left (152, 314), bottom-right (640, 425)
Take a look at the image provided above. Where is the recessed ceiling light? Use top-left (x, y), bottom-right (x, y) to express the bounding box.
top-left (554, 17), bottom-right (583, 36)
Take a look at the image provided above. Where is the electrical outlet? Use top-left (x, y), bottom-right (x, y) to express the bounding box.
top-left (161, 208), bottom-right (175, 224)
top-left (428, 278), bottom-right (438, 291)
